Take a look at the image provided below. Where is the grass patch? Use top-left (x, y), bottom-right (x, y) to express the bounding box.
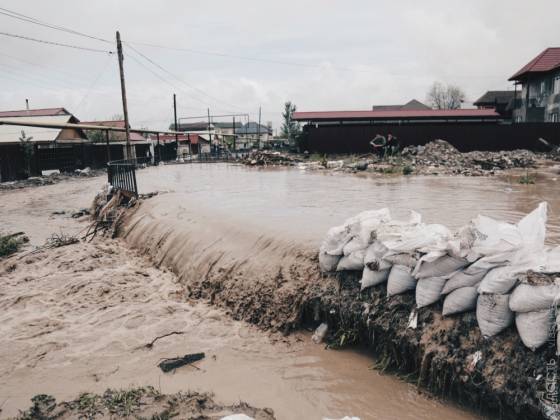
top-left (402, 164), bottom-right (413, 175)
top-left (518, 172), bottom-right (537, 184)
top-left (309, 153), bottom-right (321, 161)
top-left (382, 166), bottom-right (398, 174)
top-left (0, 231), bottom-right (22, 257)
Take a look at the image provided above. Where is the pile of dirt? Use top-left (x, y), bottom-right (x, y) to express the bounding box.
top-left (242, 151), bottom-right (301, 166)
top-left (401, 140), bottom-right (539, 170)
top-left (0, 168), bottom-right (107, 191)
top-left (13, 387), bottom-right (276, 420)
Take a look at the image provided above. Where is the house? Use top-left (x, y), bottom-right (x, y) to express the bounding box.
top-left (473, 91), bottom-right (517, 117)
top-left (0, 114), bottom-right (88, 146)
top-left (212, 121), bottom-right (243, 137)
top-left (0, 107), bottom-right (72, 118)
top-left (508, 48), bottom-right (560, 123)
top-left (80, 120), bottom-right (147, 142)
top-left (152, 133), bottom-right (210, 155)
top-left (235, 122), bottom-right (272, 148)
top-left (371, 99), bottom-right (431, 111)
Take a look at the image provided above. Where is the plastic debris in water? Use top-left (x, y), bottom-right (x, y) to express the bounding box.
top-left (312, 323), bottom-right (328, 343)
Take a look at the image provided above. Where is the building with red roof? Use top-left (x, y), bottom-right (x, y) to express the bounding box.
top-left (508, 48), bottom-right (560, 123)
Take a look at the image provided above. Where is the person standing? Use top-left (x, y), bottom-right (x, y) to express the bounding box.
top-left (386, 133), bottom-right (400, 155)
top-left (370, 134), bottom-right (386, 155)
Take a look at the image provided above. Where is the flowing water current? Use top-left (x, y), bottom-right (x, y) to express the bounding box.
top-left (1, 163), bottom-right (560, 420)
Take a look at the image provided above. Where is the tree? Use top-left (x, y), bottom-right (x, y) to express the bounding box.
top-left (280, 102), bottom-right (301, 139)
top-left (85, 114), bottom-right (127, 143)
top-left (19, 130), bottom-right (34, 178)
top-left (425, 82), bottom-right (467, 109)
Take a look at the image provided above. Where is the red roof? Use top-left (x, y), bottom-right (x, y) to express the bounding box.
top-left (509, 48), bottom-right (560, 80)
top-left (80, 120), bottom-right (145, 141)
top-left (152, 134), bottom-right (199, 143)
top-left (0, 107), bottom-right (70, 117)
top-left (292, 109), bottom-right (500, 121)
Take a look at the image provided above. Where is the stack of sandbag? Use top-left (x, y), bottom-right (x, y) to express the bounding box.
top-left (360, 241), bottom-right (392, 290)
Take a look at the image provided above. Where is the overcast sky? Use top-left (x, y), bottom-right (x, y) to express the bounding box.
top-left (0, 0), bottom-right (558, 131)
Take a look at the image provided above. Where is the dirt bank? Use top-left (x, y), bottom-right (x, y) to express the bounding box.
top-left (0, 168), bottom-right (106, 191)
top-left (118, 197), bottom-right (554, 420)
top-left (12, 387), bottom-right (276, 420)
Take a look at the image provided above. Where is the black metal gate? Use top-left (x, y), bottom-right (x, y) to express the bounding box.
top-left (37, 147), bottom-right (76, 173)
top-left (107, 159), bottom-right (138, 198)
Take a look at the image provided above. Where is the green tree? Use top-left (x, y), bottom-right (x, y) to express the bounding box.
top-left (19, 130), bottom-right (34, 178)
top-left (280, 101), bottom-right (301, 139)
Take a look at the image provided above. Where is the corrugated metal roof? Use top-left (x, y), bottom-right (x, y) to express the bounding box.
top-left (509, 48), bottom-right (560, 80)
top-left (473, 91), bottom-right (516, 105)
top-left (80, 120), bottom-right (145, 141)
top-left (292, 109), bottom-right (501, 121)
top-left (0, 107), bottom-right (70, 117)
top-left (0, 115), bottom-right (72, 144)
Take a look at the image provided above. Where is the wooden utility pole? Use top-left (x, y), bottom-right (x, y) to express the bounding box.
top-left (257, 107), bottom-right (261, 149)
top-left (116, 31), bottom-right (132, 159)
top-left (173, 94), bottom-right (178, 157)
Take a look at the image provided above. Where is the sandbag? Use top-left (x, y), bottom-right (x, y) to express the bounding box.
top-left (476, 294), bottom-right (514, 338)
top-left (414, 254), bottom-right (469, 279)
top-left (509, 281), bottom-right (560, 313)
top-left (383, 252), bottom-right (421, 269)
top-left (343, 238), bottom-right (365, 256)
top-left (516, 309), bottom-right (552, 351)
top-left (441, 269), bottom-right (487, 294)
top-left (319, 252), bottom-right (342, 272)
top-left (387, 265), bottom-right (417, 297)
top-left (360, 267), bottom-right (391, 291)
top-left (442, 286), bottom-right (479, 316)
top-left (336, 251), bottom-right (365, 271)
top-left (477, 266), bottom-right (519, 295)
top-left (383, 223), bottom-right (452, 255)
top-left (416, 276), bottom-right (448, 308)
top-left (364, 241), bottom-right (392, 271)
top-left (321, 225), bottom-right (350, 256)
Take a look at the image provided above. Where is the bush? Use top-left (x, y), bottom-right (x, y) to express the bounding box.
top-left (309, 153), bottom-right (321, 161)
top-left (518, 172), bottom-right (537, 185)
top-left (382, 166), bottom-right (398, 174)
top-left (403, 164), bottom-right (413, 175)
top-left (0, 232), bottom-right (22, 257)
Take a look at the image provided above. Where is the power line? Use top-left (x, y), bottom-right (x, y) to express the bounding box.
top-left (0, 31), bottom-right (114, 53)
top-left (0, 7), bottom-right (113, 44)
top-left (124, 42), bottom-right (253, 112)
top-left (74, 52), bottom-right (116, 114)
top-left (126, 40), bottom-right (507, 79)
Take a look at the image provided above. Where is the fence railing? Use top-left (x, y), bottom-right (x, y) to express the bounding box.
top-left (107, 159), bottom-right (138, 198)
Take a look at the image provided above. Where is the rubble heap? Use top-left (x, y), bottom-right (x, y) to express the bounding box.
top-left (402, 139), bottom-right (539, 170)
top-left (243, 150), bottom-right (302, 166)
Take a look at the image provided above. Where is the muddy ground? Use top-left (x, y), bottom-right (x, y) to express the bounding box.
top-left (0, 168), bottom-right (106, 191)
top-left (11, 387), bottom-right (276, 420)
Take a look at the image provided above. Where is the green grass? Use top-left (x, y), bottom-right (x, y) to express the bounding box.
top-left (402, 164), bottom-right (413, 175)
top-left (382, 166), bottom-right (398, 174)
top-left (309, 153), bottom-right (321, 161)
top-left (0, 231), bottom-right (22, 257)
top-left (518, 172), bottom-right (537, 184)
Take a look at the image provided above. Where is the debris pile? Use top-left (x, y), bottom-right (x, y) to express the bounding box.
top-left (243, 150), bottom-right (301, 166)
top-left (0, 168), bottom-right (106, 191)
top-left (401, 139), bottom-right (538, 170)
top-left (319, 202), bottom-right (557, 351)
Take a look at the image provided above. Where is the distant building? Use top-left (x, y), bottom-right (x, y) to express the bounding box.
top-left (235, 122), bottom-right (272, 147)
top-left (508, 47), bottom-right (560, 123)
top-left (80, 119), bottom-right (146, 141)
top-left (0, 114), bottom-right (87, 146)
top-left (473, 91), bottom-right (516, 117)
top-left (372, 99), bottom-right (431, 111)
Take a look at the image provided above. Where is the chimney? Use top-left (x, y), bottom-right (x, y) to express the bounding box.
top-left (26, 99), bottom-right (29, 116)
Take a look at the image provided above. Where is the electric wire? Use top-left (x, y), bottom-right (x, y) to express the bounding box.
top-left (124, 42), bottom-right (252, 112)
top-left (0, 7), bottom-right (113, 44)
top-left (74, 51), bottom-right (116, 114)
top-left (0, 31), bottom-right (114, 53)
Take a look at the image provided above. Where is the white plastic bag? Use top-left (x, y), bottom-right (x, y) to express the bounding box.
top-left (343, 238), bottom-right (366, 256)
top-left (441, 269), bottom-right (487, 295)
top-left (509, 281), bottom-right (560, 313)
top-left (387, 265), bottom-right (417, 297)
top-left (336, 251), bottom-right (365, 271)
top-left (220, 415), bottom-right (254, 420)
top-left (414, 254), bottom-right (469, 279)
top-left (360, 267), bottom-right (391, 291)
top-left (476, 294), bottom-right (515, 338)
top-left (442, 286), bottom-right (479, 317)
top-left (477, 266), bottom-right (519, 295)
top-left (312, 323), bottom-right (328, 343)
top-left (416, 276), bottom-right (448, 308)
top-left (383, 252), bottom-right (421, 269)
top-left (516, 309), bottom-right (552, 351)
top-left (319, 252), bottom-right (342, 272)
top-left (321, 225), bottom-right (351, 256)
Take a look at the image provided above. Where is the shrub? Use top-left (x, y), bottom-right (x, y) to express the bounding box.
top-left (518, 172), bottom-right (537, 185)
top-left (403, 164), bottom-right (413, 175)
top-left (0, 232), bottom-right (22, 257)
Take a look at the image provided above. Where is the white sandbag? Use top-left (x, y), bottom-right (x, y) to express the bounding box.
top-left (509, 281), bottom-right (560, 313)
top-left (319, 252), bottom-right (342, 271)
top-left (387, 265), bottom-right (417, 297)
top-left (476, 294), bottom-right (514, 338)
top-left (336, 251), bottom-right (365, 271)
top-left (477, 266), bottom-right (518, 295)
top-left (343, 238), bottom-right (365, 256)
top-left (442, 269), bottom-right (487, 294)
top-left (375, 210), bottom-right (423, 243)
top-left (343, 208), bottom-right (391, 238)
top-left (220, 415), bottom-right (254, 420)
top-left (364, 241), bottom-right (392, 271)
top-left (383, 252), bottom-right (421, 269)
top-left (360, 267), bottom-right (391, 290)
top-left (470, 216), bottom-right (522, 256)
top-left (414, 254), bottom-right (469, 279)
top-left (416, 276), bottom-right (448, 308)
top-left (383, 224), bottom-right (452, 255)
top-left (442, 286), bottom-right (479, 316)
top-left (516, 309), bottom-right (552, 351)
top-left (321, 225), bottom-right (351, 256)
top-left (517, 202), bottom-right (547, 250)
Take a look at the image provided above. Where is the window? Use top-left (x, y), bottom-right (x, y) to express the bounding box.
top-left (549, 113), bottom-right (558, 123)
top-left (554, 77), bottom-right (560, 95)
top-left (540, 81), bottom-right (547, 94)
top-left (515, 116), bottom-right (522, 123)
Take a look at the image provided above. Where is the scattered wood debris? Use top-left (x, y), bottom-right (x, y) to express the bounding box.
top-left (157, 353), bottom-right (205, 372)
top-left (242, 150), bottom-right (301, 166)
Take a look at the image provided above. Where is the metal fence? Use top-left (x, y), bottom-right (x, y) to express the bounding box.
top-left (107, 159), bottom-right (138, 198)
top-left (37, 147), bottom-right (77, 173)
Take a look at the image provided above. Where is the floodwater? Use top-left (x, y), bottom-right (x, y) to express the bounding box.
top-left (1, 163), bottom-right (559, 420)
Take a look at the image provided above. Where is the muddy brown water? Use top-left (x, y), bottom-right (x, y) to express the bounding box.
top-left (2, 164), bottom-right (560, 420)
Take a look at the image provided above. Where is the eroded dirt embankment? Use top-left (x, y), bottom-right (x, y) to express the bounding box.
top-left (118, 196), bottom-right (554, 420)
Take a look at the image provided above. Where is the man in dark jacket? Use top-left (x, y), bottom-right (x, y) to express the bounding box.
top-left (386, 133), bottom-right (400, 155)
